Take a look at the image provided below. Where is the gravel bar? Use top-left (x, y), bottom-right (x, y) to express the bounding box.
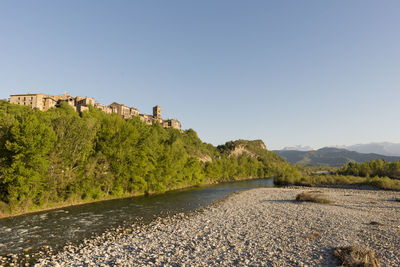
top-left (35, 187), bottom-right (400, 266)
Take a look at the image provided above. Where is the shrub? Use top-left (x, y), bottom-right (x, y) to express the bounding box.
top-left (295, 191), bottom-right (333, 204)
top-left (334, 246), bottom-right (380, 267)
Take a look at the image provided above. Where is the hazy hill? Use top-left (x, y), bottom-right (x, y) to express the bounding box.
top-left (274, 147), bottom-right (400, 167)
top-left (281, 145), bottom-right (313, 151)
top-left (340, 142), bottom-right (400, 156)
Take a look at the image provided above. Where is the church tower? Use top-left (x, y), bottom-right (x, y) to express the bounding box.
top-left (153, 105), bottom-right (161, 120)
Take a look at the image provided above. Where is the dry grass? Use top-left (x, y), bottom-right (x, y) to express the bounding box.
top-left (0, 201), bottom-right (11, 217)
top-left (334, 246), bottom-right (380, 267)
top-left (303, 233), bottom-right (321, 239)
top-left (295, 191), bottom-right (333, 204)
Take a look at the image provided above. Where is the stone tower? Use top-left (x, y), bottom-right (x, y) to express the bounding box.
top-left (153, 105), bottom-right (161, 120)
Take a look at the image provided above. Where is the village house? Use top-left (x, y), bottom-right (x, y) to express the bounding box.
top-left (94, 103), bottom-right (112, 114)
top-left (75, 96), bottom-right (95, 112)
top-left (43, 96), bottom-right (57, 111)
top-left (162, 118), bottom-right (181, 129)
top-left (9, 93), bottom-right (74, 111)
top-left (139, 113), bottom-right (154, 125)
top-left (56, 95), bottom-right (77, 111)
top-left (9, 93), bottom-right (44, 111)
top-left (109, 102), bottom-right (139, 119)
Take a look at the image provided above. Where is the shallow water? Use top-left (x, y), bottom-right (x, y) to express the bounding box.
top-left (0, 178), bottom-right (274, 256)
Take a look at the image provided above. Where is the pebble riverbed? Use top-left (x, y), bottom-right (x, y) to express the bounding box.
top-left (33, 187), bottom-right (400, 266)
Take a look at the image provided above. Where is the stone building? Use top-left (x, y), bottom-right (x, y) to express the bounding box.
top-left (9, 93), bottom-right (48, 111)
top-left (109, 102), bottom-right (133, 118)
top-left (52, 93), bottom-right (73, 101)
top-left (8, 93), bottom-right (182, 130)
top-left (162, 118), bottom-right (181, 129)
top-left (43, 96), bottom-right (57, 111)
top-left (109, 103), bottom-right (119, 114)
top-left (75, 96), bottom-right (95, 112)
top-left (95, 103), bottom-right (112, 114)
top-left (132, 105), bottom-right (182, 129)
top-left (108, 102), bottom-right (140, 119)
top-left (9, 93), bottom-right (70, 111)
top-left (56, 95), bottom-right (77, 111)
top-left (130, 107), bottom-right (139, 117)
top-left (75, 96), bottom-right (95, 106)
top-left (9, 93), bottom-right (90, 112)
top-left (139, 114), bottom-right (154, 125)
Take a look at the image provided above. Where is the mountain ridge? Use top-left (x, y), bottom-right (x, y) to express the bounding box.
top-left (278, 142), bottom-right (400, 157)
top-left (273, 147), bottom-right (400, 167)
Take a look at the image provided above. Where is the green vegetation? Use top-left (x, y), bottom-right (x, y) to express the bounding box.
top-left (0, 101), bottom-right (291, 216)
top-left (336, 159), bottom-right (400, 179)
top-left (275, 173), bottom-right (400, 190)
top-left (275, 158), bottom-right (400, 190)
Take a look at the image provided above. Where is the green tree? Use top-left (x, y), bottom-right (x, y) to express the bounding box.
top-left (0, 112), bottom-right (56, 210)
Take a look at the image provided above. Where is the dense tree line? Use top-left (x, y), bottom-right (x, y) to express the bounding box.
top-left (336, 159), bottom-right (400, 179)
top-left (0, 101), bottom-right (290, 215)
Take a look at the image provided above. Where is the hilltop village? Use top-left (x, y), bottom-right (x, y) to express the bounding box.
top-left (8, 93), bottom-right (181, 129)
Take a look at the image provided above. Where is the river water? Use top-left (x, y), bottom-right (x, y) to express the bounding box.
top-left (0, 178), bottom-right (274, 257)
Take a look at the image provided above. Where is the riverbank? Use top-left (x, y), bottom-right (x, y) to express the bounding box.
top-left (0, 178), bottom-right (242, 219)
top-left (34, 187), bottom-right (400, 266)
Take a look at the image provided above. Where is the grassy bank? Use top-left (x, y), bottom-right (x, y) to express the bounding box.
top-left (274, 173), bottom-right (400, 190)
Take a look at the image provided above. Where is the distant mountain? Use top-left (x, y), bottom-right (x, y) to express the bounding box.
top-left (339, 142), bottom-right (400, 157)
top-left (281, 145), bottom-right (313, 151)
top-left (273, 147), bottom-right (400, 167)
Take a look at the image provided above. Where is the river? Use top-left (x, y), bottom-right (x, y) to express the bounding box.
top-left (0, 178), bottom-right (274, 260)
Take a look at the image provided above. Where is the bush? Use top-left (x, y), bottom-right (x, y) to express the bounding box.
top-left (295, 191), bottom-right (333, 204)
top-left (334, 246), bottom-right (380, 267)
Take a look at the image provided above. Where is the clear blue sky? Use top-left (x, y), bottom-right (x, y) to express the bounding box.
top-left (1, 0), bottom-right (399, 150)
